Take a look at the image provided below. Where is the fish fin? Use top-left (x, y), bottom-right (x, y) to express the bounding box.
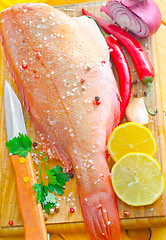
top-left (79, 189), bottom-right (121, 240)
top-left (36, 132), bottom-right (72, 172)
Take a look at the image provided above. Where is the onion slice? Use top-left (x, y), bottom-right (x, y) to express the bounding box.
top-left (101, 0), bottom-right (162, 38)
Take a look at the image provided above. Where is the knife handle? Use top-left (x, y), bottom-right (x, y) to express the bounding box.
top-left (10, 152), bottom-right (48, 240)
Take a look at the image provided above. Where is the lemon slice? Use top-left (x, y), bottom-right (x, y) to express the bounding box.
top-left (111, 153), bottom-right (165, 206)
top-left (107, 122), bottom-right (157, 162)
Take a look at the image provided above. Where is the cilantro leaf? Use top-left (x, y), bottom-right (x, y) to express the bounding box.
top-left (6, 133), bottom-right (32, 157)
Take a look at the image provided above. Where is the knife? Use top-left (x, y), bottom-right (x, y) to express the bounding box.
top-left (4, 80), bottom-right (49, 240)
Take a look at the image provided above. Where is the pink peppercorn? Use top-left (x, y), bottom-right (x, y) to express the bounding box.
top-left (101, 61), bottom-right (106, 66)
top-left (9, 221), bottom-right (13, 226)
top-left (81, 77), bottom-right (85, 83)
top-left (96, 100), bottom-right (101, 105)
top-left (123, 211), bottom-right (130, 217)
top-left (22, 64), bottom-right (27, 69)
top-left (97, 204), bottom-right (102, 209)
top-left (70, 207), bottom-right (75, 213)
top-left (94, 96), bottom-right (101, 105)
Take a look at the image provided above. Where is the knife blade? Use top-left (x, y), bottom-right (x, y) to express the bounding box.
top-left (4, 80), bottom-right (48, 240)
top-left (4, 80), bottom-right (27, 141)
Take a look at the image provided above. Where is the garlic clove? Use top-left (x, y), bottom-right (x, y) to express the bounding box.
top-left (126, 98), bottom-right (149, 125)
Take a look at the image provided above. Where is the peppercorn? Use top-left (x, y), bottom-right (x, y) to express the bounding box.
top-left (22, 64), bottom-right (27, 69)
top-left (96, 100), bottom-right (101, 105)
top-left (44, 213), bottom-right (48, 221)
top-left (97, 204), bottom-right (102, 209)
top-left (133, 79), bottom-right (139, 84)
top-left (69, 173), bottom-right (74, 179)
top-left (101, 61), bottom-right (106, 66)
top-left (33, 142), bottom-right (38, 148)
top-left (70, 207), bottom-right (75, 213)
top-left (81, 77), bottom-right (85, 83)
top-left (95, 96), bottom-right (100, 101)
top-left (8, 221), bottom-right (13, 226)
top-left (55, 206), bottom-right (60, 213)
top-left (144, 91), bottom-right (147, 96)
top-left (123, 211), bottom-right (130, 217)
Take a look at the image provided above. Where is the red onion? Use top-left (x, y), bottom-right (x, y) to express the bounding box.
top-left (101, 0), bottom-right (162, 38)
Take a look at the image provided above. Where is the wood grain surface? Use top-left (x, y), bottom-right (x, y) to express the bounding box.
top-left (0, 1), bottom-right (166, 239)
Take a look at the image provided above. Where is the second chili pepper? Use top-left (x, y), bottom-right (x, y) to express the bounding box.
top-left (82, 8), bottom-right (157, 116)
top-left (105, 36), bottom-right (131, 123)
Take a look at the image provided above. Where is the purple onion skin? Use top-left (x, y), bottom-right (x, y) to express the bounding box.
top-left (101, 0), bottom-right (162, 38)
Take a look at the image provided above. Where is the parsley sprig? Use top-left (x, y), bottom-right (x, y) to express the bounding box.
top-left (6, 133), bottom-right (69, 214)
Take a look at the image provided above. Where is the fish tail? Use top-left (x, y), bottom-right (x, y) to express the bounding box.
top-left (79, 186), bottom-right (121, 240)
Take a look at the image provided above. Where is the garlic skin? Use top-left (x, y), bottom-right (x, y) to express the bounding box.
top-left (126, 98), bottom-right (149, 125)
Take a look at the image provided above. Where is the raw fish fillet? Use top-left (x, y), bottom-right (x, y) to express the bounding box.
top-left (0, 3), bottom-right (121, 239)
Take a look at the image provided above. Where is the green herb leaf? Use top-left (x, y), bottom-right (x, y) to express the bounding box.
top-left (47, 166), bottom-right (69, 196)
top-left (46, 191), bottom-right (57, 204)
top-left (44, 192), bottom-right (57, 214)
top-left (43, 201), bottom-right (57, 214)
top-left (48, 183), bottom-right (64, 196)
top-left (6, 133), bottom-right (32, 157)
top-left (56, 173), bottom-right (69, 186)
top-left (33, 183), bottom-right (48, 204)
top-left (47, 183), bottom-right (55, 193)
top-left (51, 165), bottom-right (63, 173)
top-left (46, 169), bottom-right (57, 185)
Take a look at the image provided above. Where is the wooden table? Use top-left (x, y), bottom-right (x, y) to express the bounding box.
top-left (0, 0), bottom-right (166, 239)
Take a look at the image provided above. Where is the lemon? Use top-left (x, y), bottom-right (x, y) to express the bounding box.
top-left (111, 153), bottom-right (165, 206)
top-left (107, 122), bottom-right (157, 162)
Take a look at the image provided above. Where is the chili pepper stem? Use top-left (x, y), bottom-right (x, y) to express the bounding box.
top-left (85, 16), bottom-right (109, 38)
top-left (145, 82), bottom-right (158, 116)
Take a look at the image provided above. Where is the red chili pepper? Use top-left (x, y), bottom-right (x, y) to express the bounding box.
top-left (82, 8), bottom-right (157, 116)
top-left (105, 36), bottom-right (131, 123)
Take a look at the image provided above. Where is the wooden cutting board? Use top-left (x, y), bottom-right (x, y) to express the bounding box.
top-left (0, 1), bottom-right (166, 237)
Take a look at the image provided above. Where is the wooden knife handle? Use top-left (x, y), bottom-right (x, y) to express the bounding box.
top-left (10, 152), bottom-right (48, 240)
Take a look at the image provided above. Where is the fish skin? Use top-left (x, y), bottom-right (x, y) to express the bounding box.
top-left (0, 3), bottom-right (121, 240)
